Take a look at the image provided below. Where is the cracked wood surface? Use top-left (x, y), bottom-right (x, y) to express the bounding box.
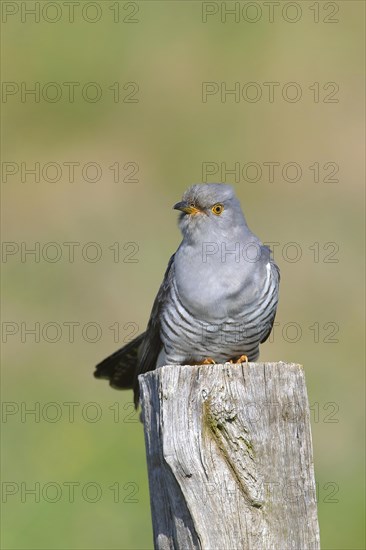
top-left (139, 362), bottom-right (320, 550)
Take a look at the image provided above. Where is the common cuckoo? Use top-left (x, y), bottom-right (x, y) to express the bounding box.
top-left (95, 184), bottom-right (280, 406)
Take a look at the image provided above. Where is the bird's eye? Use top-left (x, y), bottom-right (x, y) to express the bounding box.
top-left (211, 203), bottom-right (224, 215)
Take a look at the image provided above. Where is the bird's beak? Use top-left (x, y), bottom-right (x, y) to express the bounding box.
top-left (173, 201), bottom-right (201, 215)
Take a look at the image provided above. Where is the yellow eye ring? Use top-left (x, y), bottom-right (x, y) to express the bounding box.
top-left (211, 203), bottom-right (224, 215)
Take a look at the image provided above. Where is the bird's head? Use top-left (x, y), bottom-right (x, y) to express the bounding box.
top-left (173, 183), bottom-right (248, 242)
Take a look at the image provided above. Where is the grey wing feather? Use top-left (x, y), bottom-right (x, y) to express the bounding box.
top-left (132, 253), bottom-right (175, 406)
top-left (260, 246), bottom-right (280, 344)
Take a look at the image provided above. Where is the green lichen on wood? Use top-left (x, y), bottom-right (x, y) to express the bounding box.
top-left (202, 396), bottom-right (263, 509)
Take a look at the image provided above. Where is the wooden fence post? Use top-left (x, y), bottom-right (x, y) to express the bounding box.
top-left (139, 362), bottom-right (320, 550)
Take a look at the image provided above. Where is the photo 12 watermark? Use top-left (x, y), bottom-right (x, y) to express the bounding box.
top-left (1, 1), bottom-right (141, 24)
top-left (1, 480), bottom-right (139, 503)
top-left (196, 477), bottom-right (339, 505)
top-left (1, 81), bottom-right (139, 104)
top-left (2, 161), bottom-right (139, 184)
top-left (1, 241), bottom-right (140, 263)
top-left (201, 161), bottom-right (340, 184)
top-left (198, 319), bottom-right (340, 346)
top-left (201, 81), bottom-right (339, 103)
top-left (1, 400), bottom-right (140, 424)
top-left (1, 320), bottom-right (140, 344)
top-left (201, 2), bottom-right (340, 24)
top-left (200, 241), bottom-right (340, 264)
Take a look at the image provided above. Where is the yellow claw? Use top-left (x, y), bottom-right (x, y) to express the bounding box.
top-left (198, 357), bottom-right (216, 365)
top-left (229, 354), bottom-right (249, 365)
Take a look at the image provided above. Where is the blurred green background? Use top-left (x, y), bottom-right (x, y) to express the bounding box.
top-left (1, 1), bottom-right (364, 549)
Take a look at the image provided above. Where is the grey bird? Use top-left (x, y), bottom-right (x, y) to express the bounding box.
top-left (95, 184), bottom-right (280, 407)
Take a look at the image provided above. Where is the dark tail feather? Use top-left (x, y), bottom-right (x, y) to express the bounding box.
top-left (94, 333), bottom-right (145, 390)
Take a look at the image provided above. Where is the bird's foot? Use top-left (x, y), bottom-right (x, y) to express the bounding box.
top-left (228, 354), bottom-right (249, 365)
top-left (198, 357), bottom-right (216, 365)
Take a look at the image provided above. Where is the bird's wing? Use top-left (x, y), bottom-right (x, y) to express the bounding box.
top-left (260, 253), bottom-right (280, 344)
top-left (94, 333), bottom-right (146, 389)
top-left (133, 253), bottom-right (176, 405)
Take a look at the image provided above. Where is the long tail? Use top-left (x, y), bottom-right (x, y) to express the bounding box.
top-left (94, 333), bottom-right (145, 390)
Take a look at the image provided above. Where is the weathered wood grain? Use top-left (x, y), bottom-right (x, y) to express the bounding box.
top-left (139, 362), bottom-right (320, 550)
